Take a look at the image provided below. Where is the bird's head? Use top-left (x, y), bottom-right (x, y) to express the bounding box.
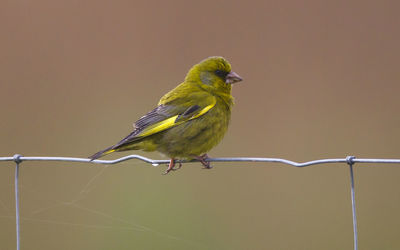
top-left (185, 56), bottom-right (242, 94)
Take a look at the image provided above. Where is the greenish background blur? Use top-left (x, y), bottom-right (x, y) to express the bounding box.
top-left (1, 0), bottom-right (400, 249)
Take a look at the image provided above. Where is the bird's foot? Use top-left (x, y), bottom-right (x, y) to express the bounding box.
top-left (163, 159), bottom-right (182, 175)
top-left (193, 154), bottom-right (212, 169)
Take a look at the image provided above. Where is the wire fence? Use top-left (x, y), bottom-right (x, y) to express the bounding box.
top-left (2, 154), bottom-right (400, 250)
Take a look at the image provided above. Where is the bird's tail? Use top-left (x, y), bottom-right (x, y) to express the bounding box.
top-left (89, 145), bottom-right (116, 161)
top-left (89, 130), bottom-right (141, 161)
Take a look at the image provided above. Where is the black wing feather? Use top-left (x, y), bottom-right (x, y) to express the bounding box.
top-left (90, 104), bottom-right (205, 160)
top-left (175, 105), bottom-right (200, 123)
top-left (112, 104), bottom-right (187, 148)
top-left (134, 105), bottom-right (177, 130)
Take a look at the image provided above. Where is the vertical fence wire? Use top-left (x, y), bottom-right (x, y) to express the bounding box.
top-left (2, 154), bottom-right (400, 250)
top-left (347, 156), bottom-right (358, 250)
top-left (13, 155), bottom-right (22, 250)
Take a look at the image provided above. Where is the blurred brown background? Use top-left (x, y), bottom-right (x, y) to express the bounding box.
top-left (1, 0), bottom-right (400, 249)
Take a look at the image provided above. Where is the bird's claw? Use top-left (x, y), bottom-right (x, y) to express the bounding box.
top-left (163, 161), bottom-right (182, 175)
top-left (193, 154), bottom-right (212, 169)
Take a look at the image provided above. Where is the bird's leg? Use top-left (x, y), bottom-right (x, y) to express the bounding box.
top-left (164, 159), bottom-right (175, 175)
top-left (194, 154), bottom-right (212, 169)
top-left (163, 158), bottom-right (182, 175)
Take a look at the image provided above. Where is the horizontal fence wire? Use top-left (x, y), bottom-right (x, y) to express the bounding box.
top-left (2, 154), bottom-right (400, 250)
top-left (2, 154), bottom-right (400, 166)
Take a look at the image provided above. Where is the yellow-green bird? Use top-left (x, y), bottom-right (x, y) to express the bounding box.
top-left (90, 56), bottom-right (242, 174)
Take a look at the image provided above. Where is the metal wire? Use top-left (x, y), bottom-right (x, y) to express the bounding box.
top-left (13, 155), bottom-right (21, 250)
top-left (2, 155), bottom-right (400, 166)
top-left (347, 156), bottom-right (358, 250)
top-left (2, 154), bottom-right (400, 250)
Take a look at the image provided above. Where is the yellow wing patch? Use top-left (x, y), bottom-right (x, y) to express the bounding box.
top-left (139, 115), bottom-right (179, 137)
top-left (190, 101), bottom-right (215, 119)
top-left (138, 98), bottom-right (216, 137)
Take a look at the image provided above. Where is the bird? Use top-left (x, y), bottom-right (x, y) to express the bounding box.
top-left (89, 56), bottom-right (242, 174)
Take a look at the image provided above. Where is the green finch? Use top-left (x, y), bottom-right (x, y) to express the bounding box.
top-left (90, 56), bottom-right (242, 174)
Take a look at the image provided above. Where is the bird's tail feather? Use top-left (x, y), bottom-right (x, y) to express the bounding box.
top-left (89, 146), bottom-right (116, 161)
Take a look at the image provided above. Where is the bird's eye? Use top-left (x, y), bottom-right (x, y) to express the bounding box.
top-left (215, 70), bottom-right (228, 79)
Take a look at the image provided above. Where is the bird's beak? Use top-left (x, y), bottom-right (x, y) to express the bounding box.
top-left (225, 71), bottom-right (243, 84)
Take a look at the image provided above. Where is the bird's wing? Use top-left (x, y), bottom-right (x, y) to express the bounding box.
top-left (112, 95), bottom-right (216, 148)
